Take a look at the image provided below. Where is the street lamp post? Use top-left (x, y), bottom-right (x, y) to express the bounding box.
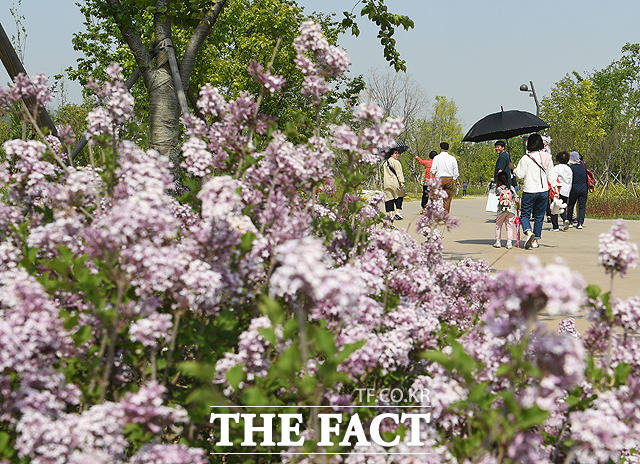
top-left (519, 80), bottom-right (540, 117)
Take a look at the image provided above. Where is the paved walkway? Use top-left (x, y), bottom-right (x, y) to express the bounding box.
top-left (395, 196), bottom-right (640, 330)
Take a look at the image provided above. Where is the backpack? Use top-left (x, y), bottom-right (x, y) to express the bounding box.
top-left (497, 185), bottom-right (514, 212)
top-left (582, 162), bottom-right (596, 191)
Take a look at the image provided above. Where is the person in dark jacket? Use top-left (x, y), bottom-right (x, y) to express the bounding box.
top-left (494, 141), bottom-right (512, 181)
top-left (567, 151), bottom-right (588, 229)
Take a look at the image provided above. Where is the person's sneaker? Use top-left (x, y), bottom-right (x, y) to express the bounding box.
top-left (531, 239), bottom-right (539, 249)
top-left (577, 224), bottom-right (583, 229)
top-left (493, 241), bottom-right (501, 248)
top-left (524, 231), bottom-right (535, 250)
top-left (506, 241), bottom-right (513, 249)
top-left (551, 228), bottom-right (560, 232)
top-left (563, 220), bottom-right (570, 230)
top-left (394, 212), bottom-right (404, 220)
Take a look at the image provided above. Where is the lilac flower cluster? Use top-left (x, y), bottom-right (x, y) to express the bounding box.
top-left (86, 62), bottom-right (135, 141)
top-left (598, 219), bottom-right (639, 277)
top-left (248, 60), bottom-right (287, 94)
top-left (120, 381), bottom-right (188, 433)
top-left (182, 86), bottom-right (259, 170)
top-left (129, 313), bottom-right (173, 348)
top-left (181, 136), bottom-right (213, 177)
top-left (215, 316), bottom-right (281, 394)
top-left (294, 21), bottom-right (350, 103)
top-left (558, 317), bottom-right (581, 338)
top-left (3, 139), bottom-right (58, 200)
top-left (332, 99), bottom-right (404, 165)
top-left (483, 257), bottom-right (586, 337)
top-left (129, 444), bottom-right (207, 464)
top-left (0, 72), bottom-right (52, 113)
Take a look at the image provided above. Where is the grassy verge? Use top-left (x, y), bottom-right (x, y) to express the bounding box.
top-left (585, 195), bottom-right (640, 220)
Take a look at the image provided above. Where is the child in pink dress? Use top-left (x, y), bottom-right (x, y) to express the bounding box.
top-left (494, 172), bottom-right (517, 249)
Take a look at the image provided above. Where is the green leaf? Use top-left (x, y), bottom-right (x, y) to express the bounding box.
top-left (186, 386), bottom-right (227, 408)
top-left (586, 284), bottom-right (601, 299)
top-left (258, 296), bottom-right (284, 326)
top-left (72, 326), bottom-right (92, 346)
top-left (336, 340), bottom-right (366, 363)
top-left (273, 344), bottom-right (301, 377)
top-left (242, 386), bottom-right (270, 407)
top-left (239, 232), bottom-right (256, 255)
top-left (519, 406), bottom-right (550, 429)
top-left (224, 364), bottom-right (245, 390)
top-left (283, 318), bottom-right (298, 340)
top-left (313, 326), bottom-right (336, 356)
top-left (0, 431), bottom-right (10, 451)
top-left (63, 314), bottom-right (79, 331)
top-left (496, 364), bottom-right (512, 377)
top-left (615, 362), bottom-right (632, 386)
top-left (258, 327), bottom-right (277, 346)
top-left (178, 361), bottom-right (217, 383)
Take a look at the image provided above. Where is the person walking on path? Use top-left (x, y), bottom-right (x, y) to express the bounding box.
top-left (567, 151), bottom-right (589, 229)
top-left (430, 142), bottom-right (460, 213)
top-left (494, 140), bottom-right (518, 192)
top-left (550, 151), bottom-right (573, 231)
top-left (416, 150), bottom-right (437, 214)
top-left (493, 172), bottom-right (518, 249)
top-left (494, 140), bottom-right (512, 181)
top-left (514, 133), bottom-right (556, 249)
top-left (383, 147), bottom-right (406, 221)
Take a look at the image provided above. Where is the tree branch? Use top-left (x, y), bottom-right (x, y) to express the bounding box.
top-left (105, 0), bottom-right (153, 79)
top-left (154, 0), bottom-right (172, 49)
top-left (180, 0), bottom-right (228, 89)
top-left (0, 21), bottom-right (58, 136)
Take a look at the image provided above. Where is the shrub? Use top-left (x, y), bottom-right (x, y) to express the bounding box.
top-left (1, 22), bottom-right (640, 464)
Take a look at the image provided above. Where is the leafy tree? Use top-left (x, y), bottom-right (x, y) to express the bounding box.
top-left (68, 0), bottom-right (413, 161)
top-left (457, 142), bottom-right (496, 185)
top-left (592, 43), bottom-right (640, 184)
top-left (540, 74), bottom-right (605, 164)
top-left (403, 96), bottom-right (464, 190)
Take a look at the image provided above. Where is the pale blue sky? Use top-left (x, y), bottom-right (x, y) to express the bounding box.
top-left (2, 1), bottom-right (639, 129)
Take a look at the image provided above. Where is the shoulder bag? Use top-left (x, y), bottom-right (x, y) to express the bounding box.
top-left (582, 161), bottom-right (596, 192)
top-left (386, 160), bottom-right (407, 197)
top-left (527, 154), bottom-right (555, 199)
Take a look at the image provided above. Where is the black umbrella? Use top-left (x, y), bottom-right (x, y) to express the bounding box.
top-left (463, 109), bottom-right (549, 142)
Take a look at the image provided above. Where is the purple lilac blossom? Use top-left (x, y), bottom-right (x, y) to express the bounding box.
top-left (598, 219), bottom-right (639, 277)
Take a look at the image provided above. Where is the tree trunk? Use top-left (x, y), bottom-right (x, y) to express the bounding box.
top-left (148, 64), bottom-right (180, 168)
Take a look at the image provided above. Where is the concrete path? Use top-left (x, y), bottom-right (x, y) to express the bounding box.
top-left (394, 196), bottom-right (640, 330)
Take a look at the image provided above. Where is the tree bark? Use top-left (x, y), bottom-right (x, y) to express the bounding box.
top-left (0, 21), bottom-right (58, 136)
top-left (145, 0), bottom-right (181, 163)
top-left (104, 0), bottom-right (227, 163)
top-left (149, 67), bottom-right (180, 165)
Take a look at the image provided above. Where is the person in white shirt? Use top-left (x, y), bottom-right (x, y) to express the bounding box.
top-left (550, 151), bottom-right (573, 231)
top-left (430, 142), bottom-right (460, 213)
top-left (513, 133), bottom-right (557, 249)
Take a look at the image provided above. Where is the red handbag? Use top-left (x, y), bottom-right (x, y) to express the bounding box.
top-left (582, 162), bottom-right (596, 191)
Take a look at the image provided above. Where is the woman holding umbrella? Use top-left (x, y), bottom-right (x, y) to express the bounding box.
top-left (513, 133), bottom-right (556, 249)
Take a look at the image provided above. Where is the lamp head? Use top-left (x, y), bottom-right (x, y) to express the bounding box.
top-left (519, 84), bottom-right (530, 92)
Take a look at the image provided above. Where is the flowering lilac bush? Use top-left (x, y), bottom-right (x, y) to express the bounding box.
top-left (1, 21), bottom-right (640, 464)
